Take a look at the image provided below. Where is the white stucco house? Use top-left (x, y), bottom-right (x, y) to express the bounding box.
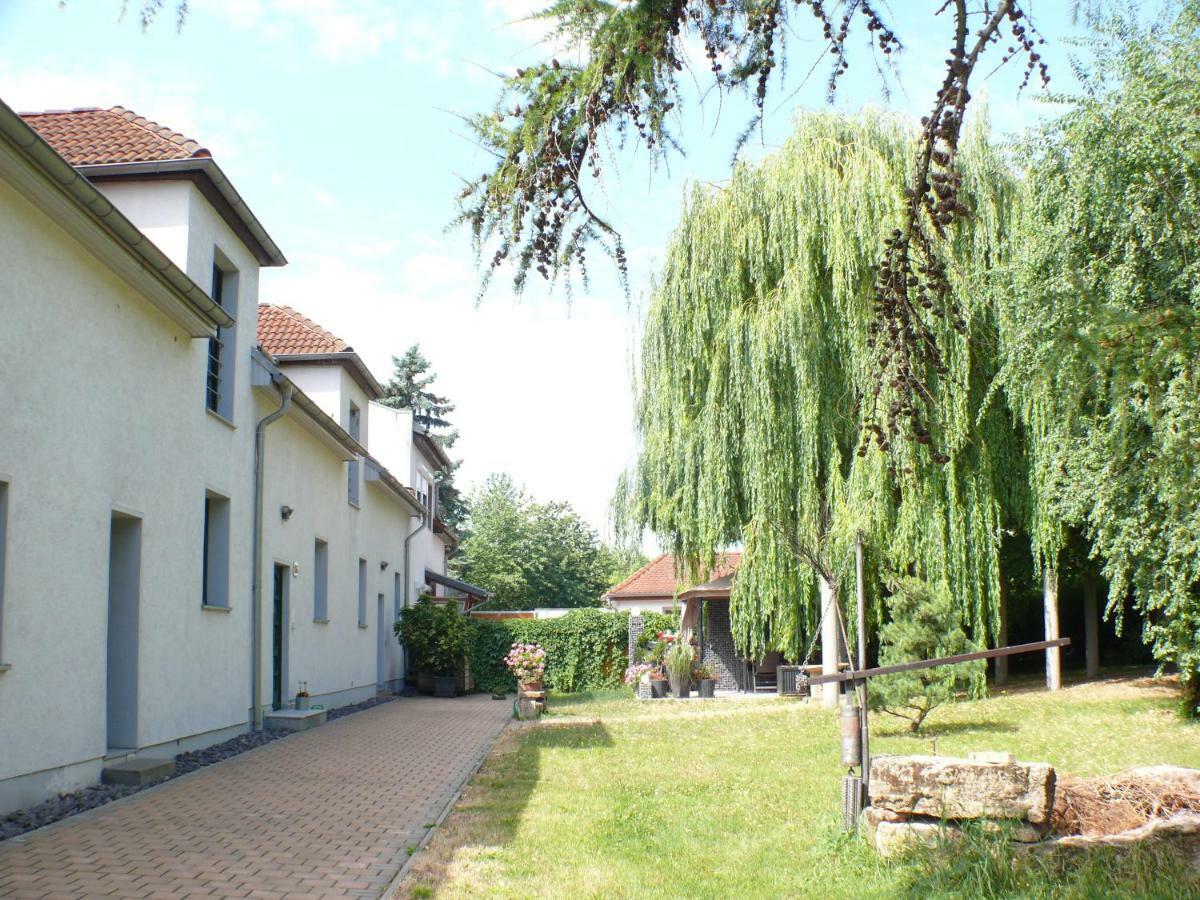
top-left (0, 101), bottom-right (481, 816)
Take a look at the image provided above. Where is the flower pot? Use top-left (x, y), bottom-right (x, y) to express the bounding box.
top-left (650, 679), bottom-right (668, 699)
top-left (519, 680), bottom-right (544, 695)
top-left (699, 679), bottom-right (716, 699)
top-left (417, 673), bottom-right (435, 696)
top-left (296, 694), bottom-right (311, 710)
top-left (669, 672), bottom-right (690, 699)
top-left (433, 675), bottom-right (457, 698)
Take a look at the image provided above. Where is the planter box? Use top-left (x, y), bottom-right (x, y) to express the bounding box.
top-left (699, 679), bottom-right (716, 698)
top-left (433, 675), bottom-right (457, 698)
top-left (417, 673), bottom-right (435, 696)
top-left (650, 679), bottom-right (668, 699)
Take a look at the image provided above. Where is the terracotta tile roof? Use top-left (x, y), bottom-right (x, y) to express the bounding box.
top-left (606, 553), bottom-right (741, 599)
top-left (20, 106), bottom-right (210, 166)
top-left (257, 305), bottom-right (351, 357)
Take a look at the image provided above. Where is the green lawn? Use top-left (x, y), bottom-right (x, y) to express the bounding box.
top-left (402, 673), bottom-right (1200, 899)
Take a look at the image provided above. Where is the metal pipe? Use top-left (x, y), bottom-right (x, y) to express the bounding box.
top-left (250, 377), bottom-right (293, 730)
top-left (855, 533), bottom-right (870, 792)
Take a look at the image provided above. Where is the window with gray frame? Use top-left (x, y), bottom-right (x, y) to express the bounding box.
top-left (205, 256), bottom-right (238, 420)
top-left (314, 539), bottom-right (329, 621)
top-left (202, 492), bottom-right (231, 608)
top-left (394, 571), bottom-right (402, 619)
top-left (347, 403), bottom-right (361, 505)
top-left (357, 558), bottom-right (367, 627)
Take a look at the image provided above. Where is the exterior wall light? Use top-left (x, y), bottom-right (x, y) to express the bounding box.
top-left (280, 505), bottom-right (294, 521)
top-left (380, 561), bottom-right (390, 571)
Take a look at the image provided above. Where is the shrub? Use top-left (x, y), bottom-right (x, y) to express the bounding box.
top-left (869, 577), bottom-right (985, 733)
top-left (396, 594), bottom-right (471, 676)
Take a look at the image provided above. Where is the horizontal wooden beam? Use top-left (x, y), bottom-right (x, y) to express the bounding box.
top-left (806, 638), bottom-right (1072, 686)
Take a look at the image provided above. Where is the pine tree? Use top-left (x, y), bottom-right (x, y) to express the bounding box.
top-left (869, 577), bottom-right (985, 733)
top-left (380, 345), bottom-right (467, 529)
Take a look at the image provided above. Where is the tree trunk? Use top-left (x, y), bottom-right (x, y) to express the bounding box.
top-left (1044, 565), bottom-right (1061, 691)
top-left (995, 575), bottom-right (1009, 688)
top-left (820, 575), bottom-right (841, 709)
top-left (1083, 573), bottom-right (1100, 678)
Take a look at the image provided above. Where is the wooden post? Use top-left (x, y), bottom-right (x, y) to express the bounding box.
top-left (1083, 573), bottom-right (1100, 678)
top-left (995, 576), bottom-right (1009, 687)
top-left (820, 575), bottom-right (840, 709)
top-left (1044, 565), bottom-right (1061, 691)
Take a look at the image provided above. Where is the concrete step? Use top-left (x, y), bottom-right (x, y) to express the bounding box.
top-left (101, 757), bottom-right (175, 786)
top-left (264, 708), bottom-right (327, 732)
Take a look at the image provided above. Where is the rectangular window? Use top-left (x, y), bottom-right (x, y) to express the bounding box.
top-left (357, 558), bottom-right (367, 627)
top-left (205, 257), bottom-right (238, 420)
top-left (314, 539), bottom-right (329, 621)
top-left (394, 571), bottom-right (402, 619)
top-left (202, 492), bottom-right (231, 608)
top-left (0, 481), bottom-right (7, 661)
top-left (347, 403), bottom-right (361, 506)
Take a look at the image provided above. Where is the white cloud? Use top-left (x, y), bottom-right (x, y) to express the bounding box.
top-left (206, 0), bottom-right (400, 62)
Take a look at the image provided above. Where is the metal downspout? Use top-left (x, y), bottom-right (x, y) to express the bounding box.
top-left (251, 377), bottom-right (293, 730)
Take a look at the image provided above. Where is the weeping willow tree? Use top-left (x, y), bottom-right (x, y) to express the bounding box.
top-left (995, 4), bottom-right (1200, 710)
top-left (621, 111), bottom-right (1021, 662)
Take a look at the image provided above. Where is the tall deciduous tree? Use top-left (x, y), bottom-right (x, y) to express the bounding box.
top-left (996, 4), bottom-right (1200, 712)
top-left (621, 112), bottom-right (1019, 661)
top-left (455, 474), bottom-right (628, 610)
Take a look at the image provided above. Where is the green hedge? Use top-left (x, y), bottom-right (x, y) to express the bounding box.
top-left (470, 609), bottom-right (632, 694)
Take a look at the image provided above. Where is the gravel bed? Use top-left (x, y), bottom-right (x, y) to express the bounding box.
top-left (0, 695), bottom-right (397, 841)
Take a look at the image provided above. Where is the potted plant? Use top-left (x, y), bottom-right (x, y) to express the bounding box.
top-left (624, 662), bottom-right (655, 698)
top-left (429, 601), bottom-right (470, 698)
top-left (694, 664), bottom-right (717, 698)
top-left (665, 639), bottom-right (695, 699)
top-left (396, 594), bottom-right (437, 694)
top-left (649, 668), bottom-right (669, 698)
top-left (295, 681), bottom-right (311, 710)
top-left (505, 642), bottom-right (547, 693)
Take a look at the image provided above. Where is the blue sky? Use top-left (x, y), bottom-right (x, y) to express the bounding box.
top-left (0, 1), bottom-right (1096, 545)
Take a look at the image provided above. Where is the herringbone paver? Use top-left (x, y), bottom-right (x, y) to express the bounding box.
top-left (0, 696), bottom-right (511, 899)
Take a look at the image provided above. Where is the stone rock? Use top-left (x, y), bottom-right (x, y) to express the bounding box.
top-left (870, 755), bottom-right (1056, 824)
top-left (1024, 813), bottom-right (1200, 858)
top-left (969, 751), bottom-right (1016, 765)
top-left (873, 819), bottom-right (962, 859)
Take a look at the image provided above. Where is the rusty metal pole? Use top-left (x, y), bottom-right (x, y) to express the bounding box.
top-left (855, 533), bottom-right (869, 795)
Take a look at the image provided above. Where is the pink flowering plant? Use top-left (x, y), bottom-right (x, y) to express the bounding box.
top-left (623, 663), bottom-right (655, 686)
top-left (504, 642), bottom-right (547, 683)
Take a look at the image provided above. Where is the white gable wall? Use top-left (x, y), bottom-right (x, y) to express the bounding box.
top-left (0, 171), bottom-right (258, 812)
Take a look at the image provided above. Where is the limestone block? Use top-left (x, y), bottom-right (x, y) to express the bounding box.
top-left (874, 819), bottom-right (961, 859)
top-left (870, 755), bottom-right (1056, 824)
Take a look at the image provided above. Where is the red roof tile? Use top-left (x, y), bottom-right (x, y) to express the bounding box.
top-left (606, 553), bottom-right (741, 599)
top-left (257, 305), bottom-right (351, 357)
top-left (20, 106), bottom-right (210, 166)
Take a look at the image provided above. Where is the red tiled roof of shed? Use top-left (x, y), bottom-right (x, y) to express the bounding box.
top-left (605, 553), bottom-right (741, 599)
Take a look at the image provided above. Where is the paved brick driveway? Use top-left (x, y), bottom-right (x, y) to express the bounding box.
top-left (0, 696), bottom-right (511, 899)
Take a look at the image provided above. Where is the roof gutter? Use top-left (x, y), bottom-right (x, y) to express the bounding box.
top-left (0, 100), bottom-right (232, 331)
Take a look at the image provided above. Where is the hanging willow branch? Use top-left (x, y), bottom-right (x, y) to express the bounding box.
top-left (459, 0), bottom-right (1048, 457)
